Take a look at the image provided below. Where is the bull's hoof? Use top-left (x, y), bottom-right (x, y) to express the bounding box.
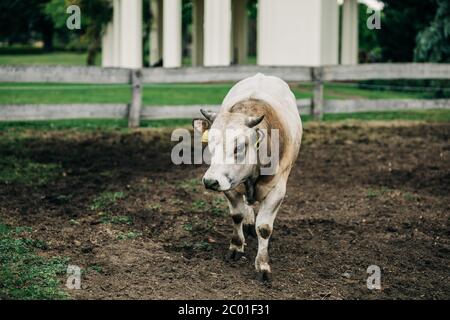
top-left (256, 270), bottom-right (272, 283)
top-left (225, 250), bottom-right (244, 262)
top-left (243, 224), bottom-right (257, 238)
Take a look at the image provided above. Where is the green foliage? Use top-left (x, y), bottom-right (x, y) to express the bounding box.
top-left (192, 200), bottom-right (207, 211)
top-left (109, 215), bottom-right (133, 225)
top-left (414, 0), bottom-right (450, 63)
top-left (90, 191), bottom-right (125, 211)
top-left (378, 0), bottom-right (437, 62)
top-left (87, 265), bottom-right (104, 274)
top-left (366, 187), bottom-right (390, 198)
top-left (180, 178), bottom-right (200, 192)
top-left (116, 231), bottom-right (142, 240)
top-left (211, 197), bottom-right (227, 217)
top-left (183, 223), bottom-right (193, 232)
top-left (0, 223), bottom-right (69, 299)
top-left (0, 0), bottom-right (54, 49)
top-left (358, 4), bottom-right (382, 62)
top-left (44, 0), bottom-right (112, 65)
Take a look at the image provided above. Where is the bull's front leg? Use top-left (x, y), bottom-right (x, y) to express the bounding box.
top-left (223, 190), bottom-right (255, 261)
top-left (255, 181), bottom-right (286, 282)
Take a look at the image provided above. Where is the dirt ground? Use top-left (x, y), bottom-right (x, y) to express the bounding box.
top-left (1, 121), bottom-right (449, 299)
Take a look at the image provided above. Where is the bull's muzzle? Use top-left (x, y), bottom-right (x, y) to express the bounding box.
top-left (203, 178), bottom-right (220, 191)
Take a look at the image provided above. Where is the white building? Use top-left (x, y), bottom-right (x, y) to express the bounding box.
top-left (102, 0), bottom-right (360, 69)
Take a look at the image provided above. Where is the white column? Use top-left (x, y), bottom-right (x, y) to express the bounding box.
top-left (258, 0), bottom-right (339, 66)
top-left (232, 0), bottom-right (248, 64)
top-left (102, 22), bottom-right (115, 67)
top-left (321, 0), bottom-right (339, 65)
top-left (341, 0), bottom-right (359, 65)
top-left (119, 0), bottom-right (143, 69)
top-left (163, 0), bottom-right (182, 68)
top-left (150, 0), bottom-right (163, 66)
top-left (192, 0), bottom-right (204, 66)
top-left (204, 0), bottom-right (232, 66)
top-left (113, 0), bottom-right (121, 66)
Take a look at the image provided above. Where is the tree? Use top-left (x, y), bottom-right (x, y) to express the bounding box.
top-left (377, 0), bottom-right (437, 62)
top-left (358, 3), bottom-right (382, 63)
top-left (0, 0), bottom-right (54, 50)
top-left (45, 0), bottom-right (112, 65)
top-left (414, 0), bottom-right (450, 63)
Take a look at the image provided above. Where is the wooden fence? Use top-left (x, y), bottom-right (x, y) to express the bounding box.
top-left (0, 63), bottom-right (449, 127)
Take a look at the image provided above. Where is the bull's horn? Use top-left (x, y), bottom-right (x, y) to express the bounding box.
top-left (246, 115), bottom-right (265, 128)
top-left (200, 109), bottom-right (217, 123)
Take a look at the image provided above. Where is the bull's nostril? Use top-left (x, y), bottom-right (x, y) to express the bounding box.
top-left (203, 178), bottom-right (219, 190)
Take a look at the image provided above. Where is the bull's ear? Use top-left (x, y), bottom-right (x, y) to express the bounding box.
top-left (200, 109), bottom-right (217, 123)
top-left (192, 118), bottom-right (210, 134)
top-left (246, 115), bottom-right (265, 128)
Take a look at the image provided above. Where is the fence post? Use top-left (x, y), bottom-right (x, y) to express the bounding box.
top-left (128, 69), bottom-right (142, 128)
top-left (311, 67), bottom-right (324, 120)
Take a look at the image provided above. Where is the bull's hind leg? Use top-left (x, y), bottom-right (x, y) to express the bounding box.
top-left (224, 190), bottom-right (255, 261)
top-left (255, 181), bottom-right (286, 282)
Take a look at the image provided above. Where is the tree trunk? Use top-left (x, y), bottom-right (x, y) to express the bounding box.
top-left (42, 21), bottom-right (54, 52)
top-left (86, 36), bottom-right (101, 66)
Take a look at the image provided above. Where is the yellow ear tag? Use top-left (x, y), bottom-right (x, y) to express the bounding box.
top-left (201, 130), bottom-right (209, 143)
top-left (255, 135), bottom-right (261, 151)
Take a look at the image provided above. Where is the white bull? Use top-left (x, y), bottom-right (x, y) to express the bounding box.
top-left (192, 73), bottom-right (302, 281)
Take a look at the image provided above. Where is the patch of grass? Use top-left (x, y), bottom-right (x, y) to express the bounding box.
top-left (211, 197), bottom-right (227, 217)
top-left (182, 240), bottom-right (212, 252)
top-left (0, 156), bottom-right (62, 186)
top-left (323, 83), bottom-right (426, 100)
top-left (147, 203), bottom-right (162, 211)
top-left (169, 198), bottom-right (184, 206)
top-left (0, 80), bottom-right (433, 106)
top-left (0, 119), bottom-right (193, 132)
top-left (0, 110), bottom-right (449, 134)
top-left (101, 215), bottom-right (133, 226)
top-left (0, 51), bottom-right (101, 66)
top-left (192, 241), bottom-right (213, 252)
top-left (320, 109), bottom-right (450, 122)
top-left (192, 200), bottom-right (207, 211)
top-left (116, 231), bottom-right (142, 240)
top-left (183, 218), bottom-right (213, 233)
top-left (180, 178), bottom-right (200, 192)
top-left (69, 219), bottom-right (80, 226)
top-left (87, 265), bottom-right (104, 274)
top-left (183, 223), bottom-right (193, 232)
top-left (90, 191), bottom-right (125, 211)
top-left (110, 215), bottom-right (133, 225)
top-left (403, 192), bottom-right (418, 201)
top-left (366, 187), bottom-right (391, 198)
top-left (0, 223), bottom-right (69, 299)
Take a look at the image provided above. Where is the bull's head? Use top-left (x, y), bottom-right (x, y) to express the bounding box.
top-left (193, 109), bottom-right (265, 191)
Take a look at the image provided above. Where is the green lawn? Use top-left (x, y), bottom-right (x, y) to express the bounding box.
top-left (0, 51), bottom-right (446, 125)
top-left (0, 222), bottom-right (69, 299)
top-left (0, 109), bottom-right (449, 133)
top-left (0, 51), bottom-right (100, 66)
top-left (0, 82), bottom-right (430, 105)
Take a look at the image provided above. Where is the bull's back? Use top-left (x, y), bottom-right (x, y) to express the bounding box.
top-left (221, 73), bottom-right (302, 150)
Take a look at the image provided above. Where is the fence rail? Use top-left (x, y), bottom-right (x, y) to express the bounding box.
top-left (0, 63), bottom-right (449, 126)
